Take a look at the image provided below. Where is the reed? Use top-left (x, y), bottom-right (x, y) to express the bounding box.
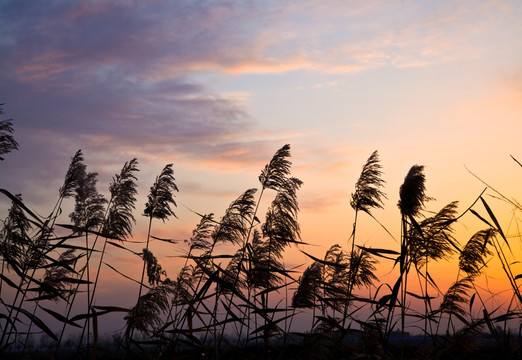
top-left (1, 117), bottom-right (522, 359)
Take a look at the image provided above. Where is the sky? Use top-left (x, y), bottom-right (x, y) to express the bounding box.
top-left (1, 0), bottom-right (522, 333)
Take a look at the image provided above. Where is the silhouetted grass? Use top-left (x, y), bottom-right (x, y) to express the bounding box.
top-left (1, 113), bottom-right (521, 359)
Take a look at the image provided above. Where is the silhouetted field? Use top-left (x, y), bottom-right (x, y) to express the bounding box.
top-left (1, 105), bottom-right (521, 359)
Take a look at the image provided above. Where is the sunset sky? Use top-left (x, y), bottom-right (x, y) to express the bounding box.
top-left (1, 1), bottom-right (522, 330)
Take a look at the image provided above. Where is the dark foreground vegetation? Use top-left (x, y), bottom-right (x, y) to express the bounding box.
top-left (1, 104), bottom-right (521, 359)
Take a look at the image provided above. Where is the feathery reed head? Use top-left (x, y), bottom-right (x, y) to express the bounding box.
top-left (69, 171), bottom-right (107, 231)
top-left (189, 213), bottom-right (215, 252)
top-left (407, 201), bottom-right (458, 267)
top-left (144, 164), bottom-right (179, 221)
top-left (0, 104), bottom-right (19, 161)
top-left (292, 261), bottom-right (322, 309)
top-left (459, 228), bottom-right (495, 276)
top-left (398, 165), bottom-right (426, 217)
top-left (440, 277), bottom-right (473, 316)
top-left (247, 229), bottom-right (284, 289)
top-left (348, 248), bottom-right (378, 289)
top-left (0, 194), bottom-right (32, 268)
top-left (59, 150), bottom-right (86, 199)
top-left (39, 248), bottom-right (78, 302)
top-left (104, 158), bottom-right (139, 240)
top-left (350, 150), bottom-right (386, 215)
top-left (125, 281), bottom-right (174, 335)
top-left (212, 188), bottom-right (256, 245)
top-left (143, 248), bottom-right (166, 286)
top-left (259, 144), bottom-right (292, 191)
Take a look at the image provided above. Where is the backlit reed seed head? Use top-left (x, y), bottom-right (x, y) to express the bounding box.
top-left (348, 248), bottom-right (378, 289)
top-left (70, 171), bottom-right (107, 231)
top-left (459, 229), bottom-right (495, 276)
top-left (125, 282), bottom-right (174, 335)
top-left (212, 188), bottom-right (256, 245)
top-left (259, 144), bottom-right (291, 191)
top-left (104, 158), bottom-right (139, 240)
top-left (292, 261), bottom-right (322, 309)
top-left (398, 165), bottom-right (426, 217)
top-left (189, 214), bottom-right (215, 252)
top-left (407, 201), bottom-right (458, 267)
top-left (144, 164), bottom-right (179, 221)
top-left (0, 115), bottom-right (19, 161)
top-left (59, 150), bottom-right (86, 199)
top-left (350, 150), bottom-right (386, 215)
top-left (143, 248), bottom-right (166, 286)
top-left (440, 277), bottom-right (473, 316)
top-left (248, 230), bottom-right (285, 289)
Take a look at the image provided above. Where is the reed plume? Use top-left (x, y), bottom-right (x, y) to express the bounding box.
top-left (212, 188), bottom-right (257, 246)
top-left (259, 144), bottom-right (291, 191)
top-left (459, 229), bottom-right (495, 276)
top-left (292, 262), bottom-right (322, 309)
top-left (103, 158), bottom-right (139, 240)
top-left (407, 201), bottom-right (458, 268)
top-left (143, 249), bottom-right (167, 287)
top-left (125, 279), bottom-right (175, 336)
top-left (0, 194), bottom-right (32, 270)
top-left (70, 172), bottom-right (107, 232)
top-left (59, 150), bottom-right (86, 199)
top-left (350, 150), bottom-right (386, 216)
top-left (398, 165), bottom-right (426, 217)
top-left (440, 276), bottom-right (473, 318)
top-left (347, 248), bottom-right (377, 290)
top-left (144, 164), bottom-right (179, 221)
top-left (38, 248), bottom-right (77, 302)
top-left (0, 104), bottom-right (19, 161)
